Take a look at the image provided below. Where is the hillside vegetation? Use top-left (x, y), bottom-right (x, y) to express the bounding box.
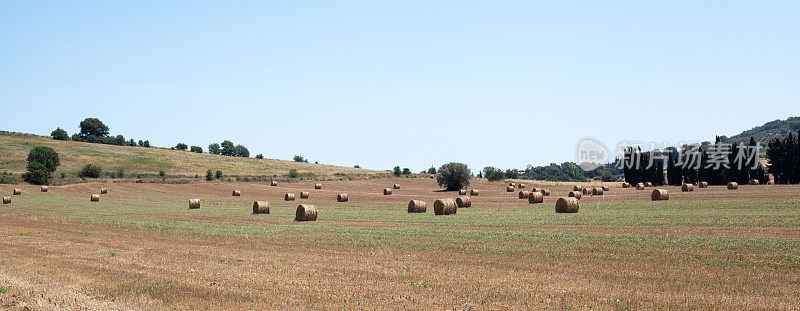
top-left (0, 131), bottom-right (382, 180)
top-left (722, 116), bottom-right (800, 145)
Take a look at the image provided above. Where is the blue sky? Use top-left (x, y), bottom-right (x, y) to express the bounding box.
top-left (1, 1), bottom-right (798, 172)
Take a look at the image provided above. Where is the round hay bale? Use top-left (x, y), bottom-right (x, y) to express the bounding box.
top-left (337, 193), bottom-right (349, 202)
top-left (284, 193), bottom-right (296, 201)
top-left (13, 189), bottom-right (21, 195)
top-left (749, 179), bottom-right (759, 185)
top-left (582, 188), bottom-right (591, 195)
top-left (645, 182), bottom-right (653, 187)
top-left (727, 182), bottom-right (739, 190)
top-left (100, 188), bottom-right (108, 194)
top-left (458, 189), bottom-right (467, 195)
top-left (636, 183), bottom-right (645, 190)
top-left (295, 204), bottom-right (317, 221)
top-left (41, 186), bottom-right (48, 192)
top-left (541, 189), bottom-right (551, 196)
top-left (573, 185), bottom-right (582, 191)
top-left (456, 196), bottom-right (471, 208)
top-left (518, 183), bottom-right (525, 188)
top-left (270, 180), bottom-right (278, 186)
top-left (188, 199), bottom-right (201, 209)
top-left (506, 186), bottom-right (514, 192)
top-left (555, 197), bottom-right (579, 213)
top-left (568, 191), bottom-right (582, 200)
top-left (469, 189), bottom-right (479, 196)
top-left (651, 189), bottom-right (669, 201)
top-left (383, 188), bottom-right (392, 195)
top-left (314, 183), bottom-right (322, 189)
top-left (531, 187), bottom-right (541, 193)
top-left (393, 184), bottom-right (400, 189)
top-left (592, 187), bottom-right (604, 195)
top-left (433, 198), bottom-right (458, 215)
top-left (699, 181), bottom-right (709, 188)
top-left (232, 190), bottom-right (241, 197)
top-left (682, 183), bottom-right (694, 192)
top-left (252, 201), bottom-right (270, 214)
top-left (407, 200), bottom-right (427, 213)
top-left (509, 182), bottom-right (516, 187)
top-left (90, 194), bottom-right (100, 202)
top-left (135, 179), bottom-right (143, 183)
top-left (528, 191), bottom-right (544, 204)
top-left (2, 197), bottom-right (10, 204)
top-left (601, 186), bottom-right (609, 191)
top-left (622, 182), bottom-right (631, 188)
top-left (519, 191), bottom-right (530, 199)
top-left (300, 191), bottom-right (310, 199)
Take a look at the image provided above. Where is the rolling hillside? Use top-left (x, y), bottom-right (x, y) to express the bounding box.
top-left (722, 116), bottom-right (800, 145)
top-left (0, 131), bottom-right (384, 180)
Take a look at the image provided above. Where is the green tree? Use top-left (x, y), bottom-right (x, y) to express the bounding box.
top-left (427, 167), bottom-right (437, 174)
top-left (221, 140), bottom-right (235, 156)
top-left (190, 146), bottom-right (203, 153)
top-left (205, 169), bottom-right (213, 181)
top-left (175, 143), bottom-right (188, 150)
top-left (50, 128), bottom-right (69, 140)
top-left (393, 166), bottom-right (402, 177)
top-left (436, 162), bottom-right (471, 191)
top-left (79, 118), bottom-right (110, 139)
top-left (27, 146), bottom-right (60, 174)
top-left (255, 154), bottom-right (264, 159)
top-left (235, 145), bottom-right (249, 157)
top-left (78, 164), bottom-right (102, 178)
top-left (208, 143), bottom-right (221, 154)
top-left (402, 168), bottom-right (411, 175)
top-left (23, 161), bottom-right (50, 185)
top-left (215, 170), bottom-right (223, 179)
top-left (293, 155), bottom-right (308, 162)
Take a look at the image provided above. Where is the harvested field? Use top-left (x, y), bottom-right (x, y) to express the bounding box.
top-left (0, 178), bottom-right (799, 309)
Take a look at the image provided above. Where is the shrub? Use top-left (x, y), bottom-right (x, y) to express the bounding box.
top-left (116, 167), bottom-right (125, 178)
top-left (293, 155), bottom-right (308, 163)
top-left (142, 140), bottom-right (151, 147)
top-left (427, 167), bottom-right (437, 174)
top-left (50, 128), bottom-right (69, 140)
top-left (255, 154), bottom-right (264, 159)
top-left (159, 170), bottom-right (166, 178)
top-left (27, 146), bottom-right (60, 174)
top-left (23, 161), bottom-right (49, 185)
top-left (205, 169), bottom-right (213, 181)
top-left (78, 164), bottom-right (102, 178)
top-left (354, 165), bottom-right (361, 168)
top-left (393, 166), bottom-right (402, 177)
top-left (0, 171), bottom-right (18, 184)
top-left (175, 143), bottom-right (188, 150)
top-left (288, 169), bottom-right (299, 179)
top-left (127, 139), bottom-right (136, 146)
top-left (190, 146), bottom-right (203, 153)
top-left (436, 162), bottom-right (471, 191)
top-left (215, 170), bottom-right (223, 179)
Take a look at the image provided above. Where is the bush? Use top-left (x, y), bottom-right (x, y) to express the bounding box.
top-left (0, 171), bottom-right (18, 184)
top-left (288, 169), bottom-right (299, 179)
top-left (354, 165), bottom-right (361, 168)
top-left (23, 161), bottom-right (50, 185)
top-left (215, 170), bottom-right (223, 179)
top-left (175, 143), bottom-right (188, 150)
top-left (27, 146), bottom-right (60, 174)
top-left (78, 164), bottom-right (102, 178)
top-left (393, 166), bottom-right (402, 177)
top-left (159, 170), bottom-right (166, 178)
top-left (190, 146), bottom-right (203, 153)
top-left (71, 134), bottom-right (84, 142)
top-left (50, 128), bottom-right (69, 140)
top-left (293, 155), bottom-right (308, 163)
top-left (255, 154), bottom-right (264, 159)
top-left (205, 169), bottom-right (213, 181)
top-left (128, 139), bottom-right (136, 146)
top-left (402, 168), bottom-right (411, 175)
top-left (116, 167), bottom-right (125, 178)
top-left (482, 167), bottom-right (505, 181)
top-left (427, 167), bottom-right (437, 174)
top-left (436, 162), bottom-right (471, 191)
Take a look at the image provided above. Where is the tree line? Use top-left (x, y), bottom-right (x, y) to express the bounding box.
top-left (766, 130), bottom-right (800, 184)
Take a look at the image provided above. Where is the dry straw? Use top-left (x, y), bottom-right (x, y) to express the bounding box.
top-left (541, 189), bottom-right (551, 196)
top-left (518, 183), bottom-right (525, 188)
top-left (189, 199), bottom-right (200, 209)
top-left (592, 188), bottom-right (604, 195)
top-left (682, 183), bottom-right (694, 192)
top-left (433, 198), bottom-right (458, 215)
top-left (284, 193), bottom-right (296, 201)
top-left (100, 188), bottom-right (108, 194)
top-left (456, 196), bottom-right (471, 208)
top-left (555, 197), bottom-right (579, 213)
top-left (2, 197), bottom-right (10, 204)
top-left (622, 182), bottom-right (631, 188)
top-left (651, 189), bottom-right (669, 201)
top-left (519, 191), bottom-right (530, 199)
top-left (582, 188), bottom-right (592, 195)
top-left (727, 182), bottom-right (739, 190)
top-left (383, 188), bottom-right (392, 195)
top-left (232, 190), bottom-right (241, 197)
top-left (295, 204), bottom-right (317, 221)
top-left (506, 186), bottom-right (514, 192)
top-left (636, 183), bottom-right (645, 190)
top-left (568, 191), bottom-right (582, 200)
top-left (601, 186), bottom-right (610, 191)
top-left (645, 182), bottom-right (653, 187)
top-left (314, 183), bottom-right (322, 189)
top-left (135, 179), bottom-right (143, 183)
top-left (531, 187), bottom-right (541, 193)
top-left (470, 189), bottom-right (479, 196)
top-left (252, 201), bottom-right (270, 214)
top-left (699, 181), bottom-right (709, 188)
top-left (748, 179), bottom-right (759, 185)
top-left (528, 191), bottom-right (544, 204)
top-left (393, 184), bottom-right (401, 189)
top-left (407, 200), bottom-right (427, 213)
top-left (270, 180), bottom-right (278, 186)
top-left (459, 189), bottom-right (467, 195)
top-left (573, 185), bottom-right (582, 191)
top-left (41, 186), bottom-right (48, 192)
top-left (509, 182), bottom-right (516, 187)
top-left (337, 193), bottom-right (349, 202)
top-left (13, 189), bottom-right (21, 195)
top-left (300, 191), bottom-right (310, 199)
top-left (90, 194), bottom-right (100, 202)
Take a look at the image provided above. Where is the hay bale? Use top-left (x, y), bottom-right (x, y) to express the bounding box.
top-left (682, 183), bottom-right (694, 192)
top-left (295, 204), bottom-right (317, 221)
top-left (469, 189), bottom-right (479, 196)
top-left (636, 183), bottom-right (645, 190)
top-left (2, 197), bottom-right (10, 204)
top-left (568, 191), bottom-right (582, 200)
top-left (699, 181), bottom-right (709, 188)
top-left (651, 189), bottom-right (669, 201)
top-left (622, 182), bottom-right (631, 188)
top-left (13, 189), bottom-right (21, 195)
top-left (270, 180), bottom-right (277, 186)
top-left (300, 191), bottom-right (310, 199)
top-left (433, 198), bottom-right (458, 215)
top-left (541, 189), bottom-right (550, 196)
top-left (100, 188), bottom-right (108, 194)
top-left (645, 182), bottom-right (653, 187)
top-left (407, 200), bottom-right (427, 213)
top-left (337, 193), bottom-right (349, 202)
top-left (555, 197), bottom-right (579, 213)
top-left (749, 179), bottom-right (759, 185)
top-left (383, 188), bottom-right (392, 195)
top-left (41, 186), bottom-right (48, 192)
top-left (518, 183), bottom-right (525, 188)
top-left (456, 196), bottom-right (471, 208)
top-left (284, 193), bottom-right (296, 201)
top-left (573, 185), bottom-right (582, 191)
top-left (519, 191), bottom-right (530, 199)
top-left (509, 182), bottom-right (516, 187)
top-left (528, 191), bottom-right (544, 204)
top-left (393, 184), bottom-right (400, 189)
top-left (582, 188), bottom-right (591, 195)
top-left (252, 201), bottom-right (270, 214)
top-left (458, 189), bottom-right (467, 195)
top-left (531, 187), bottom-right (541, 193)
top-left (727, 182), bottom-right (739, 190)
top-left (135, 179), bottom-right (143, 183)
top-left (232, 190), bottom-right (241, 196)
top-left (506, 186), bottom-right (514, 192)
top-left (188, 199), bottom-right (201, 209)
top-left (592, 188), bottom-right (604, 195)
top-left (314, 183), bottom-right (322, 189)
top-left (90, 194), bottom-right (100, 202)
top-left (601, 186), bottom-right (609, 191)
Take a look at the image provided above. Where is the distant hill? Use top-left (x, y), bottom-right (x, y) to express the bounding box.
top-left (0, 131), bottom-right (384, 180)
top-left (721, 117), bottom-right (800, 146)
